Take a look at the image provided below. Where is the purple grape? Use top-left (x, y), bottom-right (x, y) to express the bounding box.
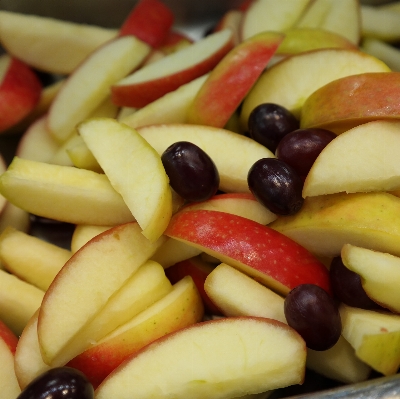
top-left (17, 367), bottom-right (93, 399)
top-left (248, 103), bottom-right (299, 152)
top-left (161, 141), bottom-right (219, 202)
top-left (247, 158), bottom-right (304, 215)
top-left (284, 284), bottom-right (342, 351)
top-left (276, 128), bottom-right (336, 180)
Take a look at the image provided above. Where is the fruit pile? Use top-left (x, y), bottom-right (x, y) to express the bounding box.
top-left (0, 0), bottom-right (400, 398)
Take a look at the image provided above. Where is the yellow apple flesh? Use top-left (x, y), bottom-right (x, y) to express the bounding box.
top-left (270, 192), bottom-right (400, 258)
top-left (0, 334), bottom-right (21, 398)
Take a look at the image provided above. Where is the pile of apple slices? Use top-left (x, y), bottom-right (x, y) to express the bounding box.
top-left (1, 0), bottom-right (400, 398)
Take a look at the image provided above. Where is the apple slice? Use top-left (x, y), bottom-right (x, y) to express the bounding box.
top-left (0, 226), bottom-right (71, 291)
top-left (240, 48), bottom-right (390, 126)
top-left (47, 35), bottom-right (151, 143)
top-left (119, 0), bottom-right (174, 47)
top-left (302, 120), bottom-right (400, 197)
top-left (0, 54), bottom-right (42, 133)
top-left (0, 332), bottom-right (21, 398)
top-left (341, 244), bottom-right (400, 314)
top-left (14, 312), bottom-right (51, 389)
top-left (51, 260), bottom-right (173, 367)
top-left (277, 28), bottom-right (357, 56)
top-left (205, 263), bottom-right (286, 322)
top-left (78, 118), bottom-right (172, 242)
top-left (70, 225), bottom-right (110, 253)
top-left (214, 9), bottom-right (243, 46)
top-left (138, 123), bottom-right (274, 193)
top-left (270, 192), bottom-right (400, 258)
top-left (362, 38), bottom-right (400, 72)
top-left (186, 31), bottom-right (284, 128)
top-left (95, 316), bottom-right (306, 399)
top-left (0, 269), bottom-right (44, 336)
top-left (68, 275), bottom-right (204, 388)
top-left (240, 0), bottom-right (312, 41)
top-left (295, 0), bottom-right (361, 45)
top-left (0, 319), bottom-right (18, 354)
top-left (121, 74), bottom-right (208, 129)
top-left (0, 202), bottom-right (30, 234)
top-left (16, 115), bottom-right (60, 163)
top-left (0, 157), bottom-right (135, 226)
top-left (0, 11), bottom-right (117, 74)
top-left (181, 192), bottom-right (277, 225)
top-left (165, 209), bottom-right (331, 296)
top-left (361, 5), bottom-right (400, 43)
top-left (340, 304), bottom-right (400, 375)
top-left (37, 222), bottom-right (166, 366)
top-left (111, 29), bottom-right (234, 108)
top-left (301, 73), bottom-right (400, 134)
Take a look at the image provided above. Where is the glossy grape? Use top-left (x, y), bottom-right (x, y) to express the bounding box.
top-left (161, 141), bottom-right (219, 202)
top-left (17, 367), bottom-right (94, 399)
top-left (284, 284), bottom-right (342, 351)
top-left (330, 256), bottom-right (381, 310)
top-left (247, 158), bottom-right (304, 215)
top-left (275, 128), bottom-right (336, 180)
top-left (248, 103), bottom-right (299, 152)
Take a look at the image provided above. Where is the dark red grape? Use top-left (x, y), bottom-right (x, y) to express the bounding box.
top-left (284, 284), bottom-right (342, 351)
top-left (276, 128), bottom-right (336, 180)
top-left (17, 367), bottom-right (94, 399)
top-left (161, 141), bottom-right (219, 202)
top-left (248, 103), bottom-right (299, 152)
top-left (330, 256), bottom-right (381, 310)
top-left (247, 158), bottom-right (304, 215)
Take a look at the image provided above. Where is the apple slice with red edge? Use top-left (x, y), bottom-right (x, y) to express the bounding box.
top-left (95, 316), bottom-right (306, 399)
top-left (118, 0), bottom-right (174, 48)
top-left (0, 319), bottom-right (18, 354)
top-left (165, 209), bottom-right (332, 296)
top-left (0, 54), bottom-right (42, 133)
top-left (0, 328), bottom-right (21, 398)
top-left (111, 29), bottom-right (234, 108)
top-left (186, 31), bottom-right (284, 128)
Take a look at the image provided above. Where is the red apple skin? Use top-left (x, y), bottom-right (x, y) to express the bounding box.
top-left (118, 0), bottom-right (174, 48)
top-left (0, 56), bottom-right (42, 133)
top-left (111, 36), bottom-right (234, 108)
top-left (165, 209), bottom-right (332, 296)
top-left (238, 0), bottom-right (254, 12)
top-left (186, 31), bottom-right (284, 128)
top-left (159, 30), bottom-right (193, 54)
top-left (0, 319), bottom-right (18, 354)
top-left (165, 257), bottom-right (222, 315)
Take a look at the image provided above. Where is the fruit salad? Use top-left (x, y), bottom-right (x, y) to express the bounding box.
top-left (0, 0), bottom-right (400, 398)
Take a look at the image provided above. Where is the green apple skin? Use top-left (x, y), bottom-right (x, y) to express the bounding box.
top-left (270, 192), bottom-right (400, 258)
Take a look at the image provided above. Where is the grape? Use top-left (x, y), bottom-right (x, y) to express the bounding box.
top-left (247, 158), bottom-right (303, 215)
top-left (276, 128), bottom-right (336, 180)
top-left (330, 256), bottom-right (381, 310)
top-left (17, 367), bottom-right (94, 399)
top-left (161, 141), bottom-right (219, 202)
top-left (248, 103), bottom-right (299, 152)
top-left (284, 284), bottom-right (342, 351)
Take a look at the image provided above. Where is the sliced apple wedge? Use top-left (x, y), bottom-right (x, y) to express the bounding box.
top-left (340, 304), bottom-right (400, 375)
top-left (270, 192), bottom-right (400, 258)
top-left (121, 74), bottom-right (208, 129)
top-left (214, 9), bottom-right (243, 46)
top-left (111, 29), bottom-right (234, 108)
top-left (68, 275), bottom-right (203, 388)
top-left (0, 157), bottom-right (135, 226)
top-left (78, 118), bottom-right (172, 241)
top-left (0, 269), bottom-right (44, 336)
top-left (47, 35), bottom-right (151, 143)
top-left (362, 38), bottom-right (400, 72)
top-left (186, 31), bottom-right (284, 128)
top-left (301, 73), bottom-right (400, 134)
top-left (341, 244), bottom-right (400, 314)
top-left (240, 48), bottom-right (390, 126)
top-left (137, 123), bottom-right (274, 193)
top-left (165, 209), bottom-right (331, 296)
top-left (0, 11), bottom-right (117, 74)
top-left (295, 0), bottom-right (361, 45)
top-left (0, 332), bottom-right (21, 398)
top-left (70, 225), bottom-right (110, 253)
top-left (0, 54), bottom-right (42, 133)
top-left (95, 316), bottom-right (306, 399)
top-left (302, 120), bottom-right (400, 197)
top-left (240, 0), bottom-right (312, 41)
top-left (0, 226), bottom-right (71, 291)
top-left (37, 222), bottom-right (166, 366)
top-left (0, 202), bottom-right (30, 234)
